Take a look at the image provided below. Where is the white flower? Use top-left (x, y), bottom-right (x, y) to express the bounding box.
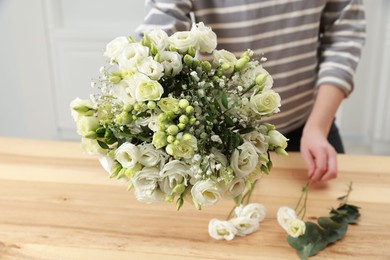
top-left (212, 50), bottom-right (237, 74)
top-left (152, 131), bottom-right (168, 149)
top-left (132, 167), bottom-right (161, 197)
top-left (137, 56), bottom-right (164, 80)
top-left (159, 51), bottom-right (183, 76)
top-left (138, 143), bottom-right (166, 168)
top-left (286, 218), bottom-right (306, 238)
top-left (115, 143), bottom-right (140, 169)
top-left (240, 63), bottom-right (273, 90)
top-left (135, 188), bottom-right (166, 204)
top-left (250, 90), bottom-right (281, 116)
top-left (208, 219), bottom-right (237, 240)
top-left (191, 179), bottom-right (221, 206)
top-left (127, 73), bottom-right (164, 102)
top-left (98, 155), bottom-right (115, 173)
top-left (167, 133), bottom-right (197, 159)
top-left (191, 22), bottom-right (217, 53)
top-left (117, 43), bottom-right (150, 71)
top-left (158, 96), bottom-right (181, 114)
top-left (111, 80), bottom-right (136, 105)
top-left (103, 36), bottom-right (129, 61)
top-left (81, 138), bottom-right (106, 156)
top-left (277, 206), bottom-right (298, 232)
top-left (70, 98), bottom-right (94, 121)
top-left (75, 116), bottom-right (100, 136)
top-left (243, 130), bottom-right (269, 154)
top-left (169, 31), bottom-right (197, 53)
top-left (235, 203), bottom-right (266, 222)
top-left (225, 178), bottom-right (246, 199)
top-left (230, 217), bottom-right (259, 237)
top-left (159, 160), bottom-right (189, 195)
top-left (230, 141), bottom-right (258, 178)
top-left (148, 29), bottom-right (169, 52)
top-left (268, 130), bottom-right (288, 150)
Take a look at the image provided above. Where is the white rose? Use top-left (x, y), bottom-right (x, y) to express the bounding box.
top-left (268, 130), bottom-right (288, 150)
top-left (243, 130), bottom-right (269, 154)
top-left (76, 116), bottom-right (100, 136)
top-left (286, 219), bottom-right (306, 238)
top-left (132, 167), bottom-right (161, 196)
top-left (126, 73), bottom-right (164, 102)
top-left (191, 22), bottom-right (217, 53)
top-left (138, 143), bottom-right (166, 168)
top-left (277, 206), bottom-right (298, 232)
top-left (224, 178), bottom-right (246, 199)
top-left (212, 50), bottom-right (237, 74)
top-left (169, 31), bottom-right (197, 53)
top-left (115, 142), bottom-right (140, 169)
top-left (191, 179), bottom-right (221, 206)
top-left (250, 90), bottom-right (281, 116)
top-left (117, 43), bottom-right (150, 71)
top-left (103, 36), bottom-right (129, 61)
top-left (230, 141), bottom-right (258, 178)
top-left (148, 29), bottom-right (169, 52)
top-left (159, 51), bottom-right (183, 76)
top-left (208, 219), bottom-right (237, 240)
top-left (159, 160), bottom-right (189, 195)
top-left (138, 56), bottom-right (164, 80)
top-left (230, 217), bottom-right (259, 237)
top-left (235, 203), bottom-right (266, 222)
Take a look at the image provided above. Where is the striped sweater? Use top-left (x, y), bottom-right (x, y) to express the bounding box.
top-left (134, 0), bottom-right (366, 134)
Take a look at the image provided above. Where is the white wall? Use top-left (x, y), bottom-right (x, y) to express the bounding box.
top-left (0, 0), bottom-right (389, 155)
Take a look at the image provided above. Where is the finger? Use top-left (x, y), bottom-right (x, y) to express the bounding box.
top-left (310, 148), bottom-right (328, 184)
top-left (320, 148), bottom-right (337, 181)
top-left (301, 148), bottom-right (315, 178)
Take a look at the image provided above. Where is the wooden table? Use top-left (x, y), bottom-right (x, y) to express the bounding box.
top-left (1, 137), bottom-right (390, 259)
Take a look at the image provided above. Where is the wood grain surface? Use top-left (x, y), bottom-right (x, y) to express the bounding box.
top-left (1, 137), bottom-right (390, 259)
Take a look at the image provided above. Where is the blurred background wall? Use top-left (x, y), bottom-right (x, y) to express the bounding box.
top-left (0, 0), bottom-right (389, 155)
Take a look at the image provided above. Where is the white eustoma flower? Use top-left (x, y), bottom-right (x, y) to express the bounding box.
top-left (159, 51), bottom-right (183, 77)
top-left (230, 217), bottom-right (259, 237)
top-left (81, 138), bottom-right (106, 156)
top-left (103, 36), bottom-right (129, 62)
top-left (117, 43), bottom-right (150, 71)
top-left (148, 29), bottom-right (169, 52)
top-left (135, 188), bottom-right (166, 204)
top-left (240, 62), bottom-right (273, 90)
top-left (268, 130), bottom-right (289, 150)
top-left (225, 178), bottom-right (246, 199)
top-left (70, 98), bottom-right (94, 121)
top-left (243, 130), bottom-right (269, 154)
top-left (169, 30), bottom-right (197, 53)
top-left (158, 96), bottom-right (181, 114)
top-left (191, 22), bottom-right (217, 53)
top-left (191, 179), bottom-right (221, 206)
top-left (115, 143), bottom-right (140, 169)
top-left (111, 80), bottom-right (136, 105)
top-left (230, 141), bottom-right (258, 178)
top-left (76, 116), bottom-right (100, 136)
top-left (159, 160), bottom-right (189, 195)
top-left (235, 203), bottom-right (266, 222)
top-left (138, 143), bottom-right (166, 168)
top-left (132, 167), bottom-right (161, 198)
top-left (137, 56), bottom-right (164, 80)
top-left (168, 133), bottom-right (198, 159)
top-left (286, 218), bottom-right (306, 238)
top-left (250, 90), bottom-right (281, 116)
top-left (98, 155), bottom-right (115, 173)
top-left (277, 206), bottom-right (298, 232)
top-left (208, 219), bottom-right (237, 240)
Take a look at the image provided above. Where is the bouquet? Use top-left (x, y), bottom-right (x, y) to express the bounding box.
top-left (71, 23), bottom-right (287, 237)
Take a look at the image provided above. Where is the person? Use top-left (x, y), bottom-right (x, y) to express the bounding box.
top-left (134, 0), bottom-right (366, 184)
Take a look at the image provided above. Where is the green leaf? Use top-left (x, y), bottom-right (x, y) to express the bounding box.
top-left (97, 140), bottom-right (109, 150)
top-left (238, 127), bottom-right (255, 135)
top-left (213, 98), bottom-right (222, 113)
top-left (223, 114), bottom-right (235, 127)
top-left (317, 217), bottom-right (342, 230)
top-left (221, 91), bottom-right (228, 109)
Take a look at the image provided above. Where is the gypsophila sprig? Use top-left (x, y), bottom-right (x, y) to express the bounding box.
top-left (70, 22), bottom-right (287, 236)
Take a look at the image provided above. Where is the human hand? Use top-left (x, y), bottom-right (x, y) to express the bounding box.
top-left (300, 128), bottom-right (337, 185)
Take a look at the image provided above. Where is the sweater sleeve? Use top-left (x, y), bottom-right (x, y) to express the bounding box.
top-left (133, 0), bottom-right (193, 39)
top-left (316, 0), bottom-right (366, 96)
